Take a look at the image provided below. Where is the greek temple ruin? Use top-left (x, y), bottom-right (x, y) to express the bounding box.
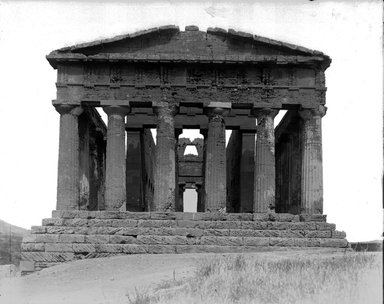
top-left (21, 25), bottom-right (348, 273)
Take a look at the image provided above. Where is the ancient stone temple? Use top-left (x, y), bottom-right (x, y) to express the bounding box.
top-left (21, 25), bottom-right (348, 273)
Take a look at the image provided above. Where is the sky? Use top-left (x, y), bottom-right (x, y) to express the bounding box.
top-left (0, 0), bottom-right (382, 242)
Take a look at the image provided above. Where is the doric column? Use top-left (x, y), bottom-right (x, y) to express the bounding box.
top-left (153, 102), bottom-right (178, 211)
top-left (103, 105), bottom-right (131, 210)
top-left (54, 104), bottom-right (83, 210)
top-left (204, 103), bottom-right (230, 212)
top-left (253, 108), bottom-right (279, 212)
top-left (240, 132), bottom-right (256, 213)
top-left (299, 105), bottom-right (327, 214)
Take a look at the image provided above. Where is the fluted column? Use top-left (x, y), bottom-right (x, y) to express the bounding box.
top-left (54, 104), bottom-right (83, 210)
top-left (103, 105), bottom-right (131, 210)
top-left (253, 108), bottom-right (279, 212)
top-left (299, 105), bottom-right (326, 214)
top-left (153, 102), bottom-right (178, 211)
top-left (204, 105), bottom-right (230, 212)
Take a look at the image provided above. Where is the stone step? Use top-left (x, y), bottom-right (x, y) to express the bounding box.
top-left (30, 226), bottom-right (346, 239)
top-left (39, 218), bottom-right (335, 231)
top-left (51, 210), bottom-right (327, 222)
top-left (21, 212), bottom-right (347, 273)
top-left (21, 237), bottom-right (349, 260)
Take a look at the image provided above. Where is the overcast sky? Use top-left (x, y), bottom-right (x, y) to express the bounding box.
top-left (0, 0), bottom-right (382, 242)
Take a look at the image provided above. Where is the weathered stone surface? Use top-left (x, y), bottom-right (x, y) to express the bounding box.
top-left (21, 252), bottom-right (75, 262)
top-left (269, 238), bottom-right (294, 246)
top-left (73, 243), bottom-right (96, 253)
top-left (319, 238), bottom-right (348, 248)
top-left (253, 109), bottom-right (279, 212)
top-left (85, 235), bottom-right (110, 244)
top-left (293, 238), bottom-right (320, 247)
top-left (21, 243), bottom-right (45, 252)
top-left (316, 223), bottom-right (336, 231)
top-left (153, 103), bottom-right (177, 212)
top-left (23, 234), bottom-right (60, 243)
top-left (243, 237), bottom-right (270, 246)
top-left (58, 234), bottom-right (85, 243)
top-left (45, 243), bottom-right (73, 252)
top-left (103, 105), bottom-right (130, 211)
top-left (42, 218), bottom-right (65, 226)
top-left (54, 105), bottom-right (83, 211)
top-left (31, 226), bottom-right (47, 234)
top-left (146, 245), bottom-right (176, 254)
top-left (204, 106), bottom-right (229, 211)
top-left (299, 214), bottom-right (327, 222)
top-left (109, 235), bottom-right (138, 244)
top-left (332, 230), bottom-right (347, 239)
top-left (299, 105), bottom-right (326, 214)
top-left (305, 230), bottom-right (331, 238)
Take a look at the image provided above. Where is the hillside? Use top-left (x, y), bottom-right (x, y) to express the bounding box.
top-left (0, 250), bottom-right (381, 304)
top-left (0, 219), bottom-right (30, 265)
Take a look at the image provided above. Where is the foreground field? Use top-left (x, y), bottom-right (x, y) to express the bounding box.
top-left (0, 250), bottom-right (381, 304)
top-left (131, 252), bottom-right (382, 304)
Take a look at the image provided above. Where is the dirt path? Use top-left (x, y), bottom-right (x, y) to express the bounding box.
top-left (0, 249), bottom-right (349, 304)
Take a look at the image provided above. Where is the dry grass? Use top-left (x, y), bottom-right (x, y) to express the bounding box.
top-left (128, 252), bottom-right (382, 304)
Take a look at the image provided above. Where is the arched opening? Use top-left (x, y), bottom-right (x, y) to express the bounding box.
top-left (183, 188), bottom-right (198, 212)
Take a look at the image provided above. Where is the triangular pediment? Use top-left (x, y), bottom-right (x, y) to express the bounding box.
top-left (47, 25), bottom-right (330, 68)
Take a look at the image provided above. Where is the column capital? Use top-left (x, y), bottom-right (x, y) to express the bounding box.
top-left (252, 108), bottom-right (279, 119)
top-left (54, 104), bottom-right (83, 116)
top-left (299, 105), bottom-right (327, 120)
top-left (204, 102), bottom-right (231, 119)
top-left (102, 105), bottom-right (131, 117)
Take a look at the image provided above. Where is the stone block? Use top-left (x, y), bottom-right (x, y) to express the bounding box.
top-left (243, 237), bottom-right (269, 246)
top-left (150, 212), bottom-right (177, 220)
top-left (46, 227), bottom-right (77, 234)
top-left (269, 238), bottom-right (294, 246)
top-left (319, 238), bottom-right (348, 248)
top-left (73, 243), bottom-right (96, 253)
top-left (31, 226), bottom-right (46, 234)
top-left (202, 229), bottom-right (229, 237)
top-left (137, 235), bottom-right (165, 245)
top-left (332, 230), bottom-right (347, 239)
top-left (21, 243), bottom-right (45, 252)
top-left (253, 214), bottom-right (270, 221)
top-left (241, 221), bottom-right (271, 229)
top-left (64, 219), bottom-right (89, 226)
top-left (146, 245), bottom-right (176, 254)
top-left (305, 231), bottom-right (331, 238)
top-left (85, 235), bottom-right (110, 244)
top-left (21, 252), bottom-right (75, 262)
top-left (95, 211), bottom-right (121, 219)
top-left (225, 214), bottom-right (254, 221)
top-left (288, 222), bottom-right (317, 230)
top-left (109, 235), bottom-right (138, 244)
top-left (138, 220), bottom-right (176, 228)
top-left (58, 234), bottom-right (86, 243)
top-left (96, 244), bottom-right (124, 253)
top-left (176, 220), bottom-right (200, 228)
top-left (45, 243), bottom-right (73, 252)
top-left (175, 245), bottom-right (207, 254)
top-left (23, 234), bottom-right (59, 243)
top-left (211, 221), bottom-right (242, 229)
top-left (115, 227), bottom-right (145, 236)
top-left (316, 223), bottom-right (336, 231)
top-left (293, 238), bottom-right (320, 247)
top-left (300, 214), bottom-right (327, 222)
top-left (42, 218), bottom-right (65, 226)
top-left (120, 244), bottom-right (147, 254)
top-left (119, 212), bottom-right (151, 220)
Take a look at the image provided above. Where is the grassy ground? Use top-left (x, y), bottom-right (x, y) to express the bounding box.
top-left (128, 252), bottom-right (382, 304)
